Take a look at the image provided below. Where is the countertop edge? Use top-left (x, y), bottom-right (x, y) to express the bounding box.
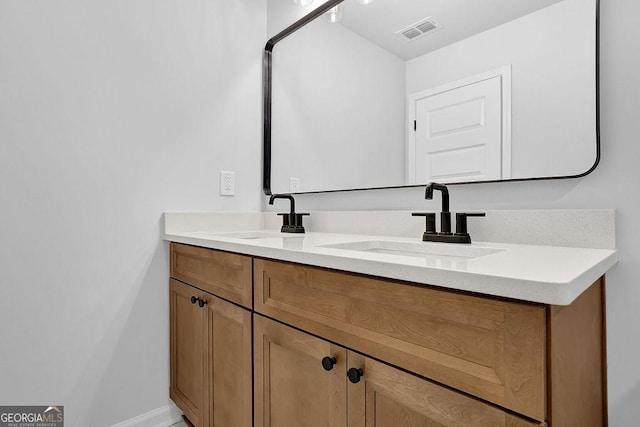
top-left (164, 233), bottom-right (618, 306)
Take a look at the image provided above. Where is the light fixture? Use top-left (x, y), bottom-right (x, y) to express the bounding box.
top-left (325, 5), bottom-right (343, 23)
top-left (293, 0), bottom-right (314, 6)
top-left (357, 0), bottom-right (374, 4)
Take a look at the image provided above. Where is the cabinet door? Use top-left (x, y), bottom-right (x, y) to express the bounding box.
top-left (170, 278), bottom-right (207, 427)
top-left (202, 291), bottom-right (253, 427)
top-left (347, 352), bottom-right (540, 427)
top-left (170, 279), bottom-right (253, 427)
top-left (254, 315), bottom-right (347, 427)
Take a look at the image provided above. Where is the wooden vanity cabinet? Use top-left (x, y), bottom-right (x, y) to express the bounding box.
top-left (168, 243), bottom-right (606, 426)
top-left (169, 244), bottom-right (252, 427)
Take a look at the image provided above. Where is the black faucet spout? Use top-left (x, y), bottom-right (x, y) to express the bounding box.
top-left (424, 182), bottom-right (452, 235)
top-left (425, 182), bottom-right (449, 213)
top-left (269, 194), bottom-right (295, 214)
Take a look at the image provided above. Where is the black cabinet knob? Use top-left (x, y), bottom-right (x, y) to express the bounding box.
top-left (198, 298), bottom-right (208, 308)
top-left (347, 367), bottom-right (364, 384)
top-left (190, 296), bottom-right (198, 304)
top-left (321, 356), bottom-right (337, 371)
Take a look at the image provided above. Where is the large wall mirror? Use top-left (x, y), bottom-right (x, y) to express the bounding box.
top-left (264, 0), bottom-right (599, 194)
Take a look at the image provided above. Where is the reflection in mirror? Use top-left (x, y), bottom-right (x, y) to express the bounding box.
top-left (266, 0), bottom-right (598, 194)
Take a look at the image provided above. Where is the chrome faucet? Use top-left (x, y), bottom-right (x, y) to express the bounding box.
top-left (412, 182), bottom-right (485, 244)
top-left (269, 194), bottom-right (309, 233)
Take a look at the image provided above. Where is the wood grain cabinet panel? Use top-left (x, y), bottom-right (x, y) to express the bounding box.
top-left (170, 278), bottom-right (207, 426)
top-left (547, 279), bottom-right (607, 425)
top-left (205, 291), bottom-right (252, 427)
top-left (254, 259), bottom-right (547, 421)
top-left (254, 314), bottom-right (538, 427)
top-left (171, 243), bottom-right (252, 309)
top-left (347, 352), bottom-right (540, 427)
top-left (170, 278), bottom-right (252, 427)
top-left (254, 314), bottom-right (347, 427)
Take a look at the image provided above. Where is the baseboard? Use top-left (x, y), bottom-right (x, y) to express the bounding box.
top-left (109, 404), bottom-right (183, 427)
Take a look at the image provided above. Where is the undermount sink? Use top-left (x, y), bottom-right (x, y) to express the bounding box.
top-left (207, 231), bottom-right (297, 240)
top-left (318, 240), bottom-right (505, 260)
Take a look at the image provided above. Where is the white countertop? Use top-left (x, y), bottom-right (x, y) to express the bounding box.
top-left (164, 228), bottom-right (617, 305)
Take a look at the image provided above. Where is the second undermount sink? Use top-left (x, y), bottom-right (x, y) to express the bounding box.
top-left (318, 240), bottom-right (505, 260)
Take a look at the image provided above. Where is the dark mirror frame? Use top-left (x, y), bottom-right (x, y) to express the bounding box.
top-left (263, 0), bottom-right (600, 196)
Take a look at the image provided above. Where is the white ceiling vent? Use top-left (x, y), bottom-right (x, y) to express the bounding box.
top-left (396, 17), bottom-right (441, 41)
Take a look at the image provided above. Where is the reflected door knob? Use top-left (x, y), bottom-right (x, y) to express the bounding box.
top-left (321, 356), bottom-right (337, 371)
top-left (347, 368), bottom-right (364, 384)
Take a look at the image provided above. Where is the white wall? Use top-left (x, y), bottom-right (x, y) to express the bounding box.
top-left (406, 0), bottom-right (596, 179)
top-left (0, 1), bottom-right (265, 426)
top-left (276, 0), bottom-right (640, 423)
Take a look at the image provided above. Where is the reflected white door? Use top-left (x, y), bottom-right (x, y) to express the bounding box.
top-left (414, 76), bottom-right (503, 183)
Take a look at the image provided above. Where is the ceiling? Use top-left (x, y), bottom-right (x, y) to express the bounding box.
top-left (338, 0), bottom-right (565, 60)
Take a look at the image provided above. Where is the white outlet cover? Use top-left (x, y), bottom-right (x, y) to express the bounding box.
top-left (290, 177), bottom-right (301, 193)
top-left (220, 171), bottom-right (235, 196)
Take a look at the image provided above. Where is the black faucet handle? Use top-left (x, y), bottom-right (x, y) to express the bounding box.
top-left (455, 212), bottom-right (486, 236)
top-left (411, 212), bottom-right (437, 235)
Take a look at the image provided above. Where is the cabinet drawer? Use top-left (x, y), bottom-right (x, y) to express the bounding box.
top-left (171, 243), bottom-right (252, 309)
top-left (254, 259), bottom-right (547, 421)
